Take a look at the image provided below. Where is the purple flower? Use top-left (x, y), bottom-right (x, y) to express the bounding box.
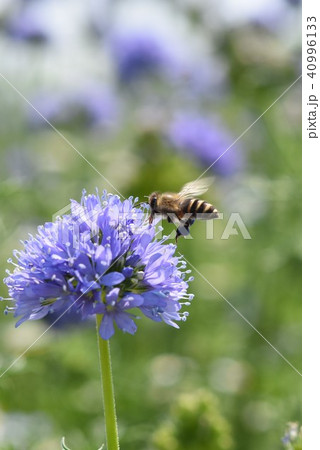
top-left (167, 114), bottom-right (244, 176)
top-left (28, 85), bottom-right (118, 129)
top-left (108, 24), bottom-right (225, 94)
top-left (109, 29), bottom-right (176, 82)
top-left (5, 4), bottom-right (51, 43)
top-left (3, 191), bottom-right (193, 340)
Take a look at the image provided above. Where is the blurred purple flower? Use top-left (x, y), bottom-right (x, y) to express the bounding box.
top-left (167, 114), bottom-right (243, 176)
top-left (110, 29), bottom-right (176, 82)
top-left (28, 85), bottom-right (118, 129)
top-left (108, 24), bottom-right (226, 96)
top-left (5, 4), bottom-right (51, 43)
top-left (4, 191), bottom-right (193, 340)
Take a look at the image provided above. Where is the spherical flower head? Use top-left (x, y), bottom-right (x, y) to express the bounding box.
top-left (110, 28), bottom-right (176, 83)
top-left (28, 84), bottom-right (117, 130)
top-left (3, 191), bottom-right (193, 340)
top-left (167, 113), bottom-right (244, 176)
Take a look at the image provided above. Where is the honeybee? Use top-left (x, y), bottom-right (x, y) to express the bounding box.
top-left (148, 178), bottom-right (219, 241)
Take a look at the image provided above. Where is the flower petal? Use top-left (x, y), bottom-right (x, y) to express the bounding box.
top-left (95, 245), bottom-right (112, 274)
top-left (100, 272), bottom-right (125, 286)
top-left (118, 293), bottom-right (144, 309)
top-left (114, 311), bottom-right (137, 335)
top-left (139, 307), bottom-right (162, 322)
top-left (99, 313), bottom-right (115, 340)
top-left (106, 287), bottom-right (120, 305)
top-left (141, 292), bottom-right (167, 308)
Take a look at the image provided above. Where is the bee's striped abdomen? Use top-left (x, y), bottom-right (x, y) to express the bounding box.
top-left (182, 199), bottom-right (219, 219)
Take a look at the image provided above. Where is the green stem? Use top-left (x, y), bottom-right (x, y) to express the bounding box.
top-left (96, 314), bottom-right (120, 450)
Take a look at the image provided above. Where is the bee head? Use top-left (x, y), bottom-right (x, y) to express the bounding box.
top-left (148, 192), bottom-right (159, 210)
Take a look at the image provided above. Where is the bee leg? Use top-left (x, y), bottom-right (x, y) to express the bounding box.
top-left (175, 229), bottom-right (182, 242)
top-left (149, 214), bottom-right (154, 224)
top-left (188, 218), bottom-right (195, 228)
top-left (175, 217), bottom-right (194, 242)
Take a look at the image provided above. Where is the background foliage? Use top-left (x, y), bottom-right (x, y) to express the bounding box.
top-left (0, 0), bottom-right (301, 449)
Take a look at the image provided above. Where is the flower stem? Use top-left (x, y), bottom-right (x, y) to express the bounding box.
top-left (96, 314), bottom-right (120, 450)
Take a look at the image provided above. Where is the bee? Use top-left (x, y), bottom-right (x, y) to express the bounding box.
top-left (148, 178), bottom-right (219, 241)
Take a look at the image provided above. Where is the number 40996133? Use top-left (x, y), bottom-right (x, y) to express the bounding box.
top-left (307, 16), bottom-right (317, 80)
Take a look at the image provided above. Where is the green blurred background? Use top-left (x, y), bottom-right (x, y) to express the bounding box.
top-left (0, 0), bottom-right (301, 449)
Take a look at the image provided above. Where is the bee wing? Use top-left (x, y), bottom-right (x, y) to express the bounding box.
top-left (178, 177), bottom-right (214, 200)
